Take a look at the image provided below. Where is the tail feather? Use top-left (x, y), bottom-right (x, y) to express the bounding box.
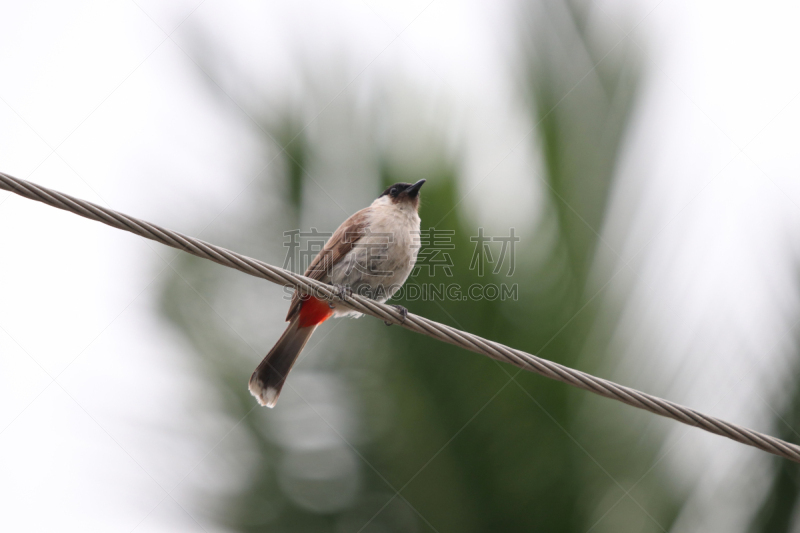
top-left (249, 317), bottom-right (317, 408)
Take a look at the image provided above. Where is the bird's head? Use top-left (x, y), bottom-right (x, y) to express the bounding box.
top-left (377, 179), bottom-right (426, 211)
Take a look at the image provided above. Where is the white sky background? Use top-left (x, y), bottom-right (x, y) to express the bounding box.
top-left (1, 0), bottom-right (800, 532)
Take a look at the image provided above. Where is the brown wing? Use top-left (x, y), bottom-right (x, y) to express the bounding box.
top-left (285, 207), bottom-right (370, 321)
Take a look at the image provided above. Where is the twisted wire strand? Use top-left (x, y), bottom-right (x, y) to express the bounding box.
top-left (2, 171), bottom-right (798, 463)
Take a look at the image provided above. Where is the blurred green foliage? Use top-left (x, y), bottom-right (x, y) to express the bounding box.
top-left (159, 1), bottom-right (689, 531)
top-left (748, 306), bottom-right (800, 533)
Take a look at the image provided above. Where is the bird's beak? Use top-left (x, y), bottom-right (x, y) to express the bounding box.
top-left (406, 179), bottom-right (426, 198)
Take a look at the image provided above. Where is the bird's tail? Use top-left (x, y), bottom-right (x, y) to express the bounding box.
top-left (249, 316), bottom-right (317, 408)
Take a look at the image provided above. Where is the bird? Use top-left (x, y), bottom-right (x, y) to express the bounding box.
top-left (249, 179), bottom-right (426, 407)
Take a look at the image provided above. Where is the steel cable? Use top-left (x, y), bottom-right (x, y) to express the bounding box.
top-left (2, 171), bottom-right (798, 463)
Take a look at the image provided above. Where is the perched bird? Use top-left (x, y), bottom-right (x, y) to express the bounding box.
top-left (249, 179), bottom-right (426, 407)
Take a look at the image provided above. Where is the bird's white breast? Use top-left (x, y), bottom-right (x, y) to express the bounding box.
top-left (329, 196), bottom-right (420, 313)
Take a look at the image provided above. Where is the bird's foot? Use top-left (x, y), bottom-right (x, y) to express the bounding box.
top-left (385, 305), bottom-right (408, 326)
top-left (330, 284), bottom-right (352, 308)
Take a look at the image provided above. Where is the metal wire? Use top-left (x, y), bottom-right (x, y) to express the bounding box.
top-left (2, 170), bottom-right (798, 463)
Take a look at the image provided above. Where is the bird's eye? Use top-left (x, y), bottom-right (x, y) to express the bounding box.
top-left (390, 187), bottom-right (398, 196)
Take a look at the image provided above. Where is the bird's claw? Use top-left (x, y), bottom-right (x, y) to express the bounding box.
top-left (385, 305), bottom-right (408, 326)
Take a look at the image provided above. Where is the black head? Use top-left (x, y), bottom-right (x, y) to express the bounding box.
top-left (379, 179), bottom-right (426, 207)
